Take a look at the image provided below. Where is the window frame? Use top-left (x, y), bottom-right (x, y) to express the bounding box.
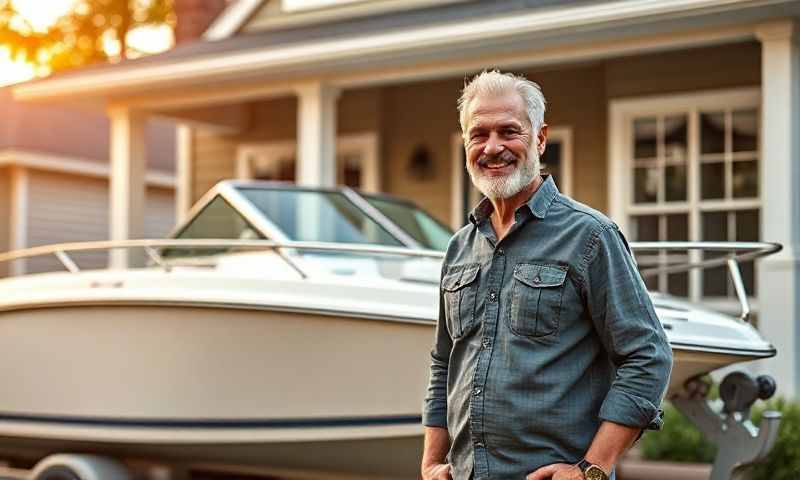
top-left (609, 87), bottom-right (761, 303)
top-left (235, 132), bottom-right (380, 193)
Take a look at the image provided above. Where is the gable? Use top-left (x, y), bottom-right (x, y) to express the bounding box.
top-left (208, 0), bottom-right (473, 38)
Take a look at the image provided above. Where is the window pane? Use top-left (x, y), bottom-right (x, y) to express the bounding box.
top-left (701, 162), bottom-right (725, 199)
top-left (541, 141), bottom-right (562, 187)
top-left (703, 211), bottom-right (728, 241)
top-left (365, 196), bottom-right (454, 251)
top-left (735, 209), bottom-right (760, 242)
top-left (634, 167), bottom-right (659, 203)
top-left (732, 160), bottom-right (759, 198)
top-left (664, 115), bottom-right (688, 161)
top-left (735, 209), bottom-right (760, 295)
top-left (167, 196), bottom-right (264, 258)
top-left (668, 272), bottom-right (689, 297)
top-left (239, 189), bottom-right (404, 246)
top-left (665, 165), bottom-right (687, 202)
top-left (667, 214), bottom-right (689, 241)
top-left (702, 211), bottom-right (729, 296)
top-left (700, 112), bottom-right (726, 154)
top-left (732, 109), bottom-right (758, 152)
top-left (634, 118), bottom-right (658, 159)
top-left (633, 215), bottom-right (660, 241)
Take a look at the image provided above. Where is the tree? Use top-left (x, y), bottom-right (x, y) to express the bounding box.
top-left (0, 0), bottom-right (175, 75)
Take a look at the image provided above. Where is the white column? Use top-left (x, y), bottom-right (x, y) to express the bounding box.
top-left (294, 82), bottom-right (340, 187)
top-left (175, 123), bottom-right (194, 224)
top-left (108, 106), bottom-right (147, 269)
top-left (755, 20), bottom-right (800, 397)
top-left (9, 167), bottom-right (29, 276)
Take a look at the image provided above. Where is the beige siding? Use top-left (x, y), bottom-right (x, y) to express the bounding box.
top-left (146, 187), bottom-right (177, 238)
top-left (26, 170), bottom-right (108, 273)
top-left (24, 170), bottom-right (175, 274)
top-left (0, 168), bottom-right (10, 277)
top-left (605, 42), bottom-right (760, 99)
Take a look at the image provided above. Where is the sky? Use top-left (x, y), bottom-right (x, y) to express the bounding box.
top-left (0, 0), bottom-right (172, 87)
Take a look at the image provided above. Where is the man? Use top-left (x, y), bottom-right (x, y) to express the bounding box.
top-left (421, 70), bottom-right (672, 480)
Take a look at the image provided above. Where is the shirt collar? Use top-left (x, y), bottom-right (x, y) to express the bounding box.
top-left (469, 174), bottom-right (560, 225)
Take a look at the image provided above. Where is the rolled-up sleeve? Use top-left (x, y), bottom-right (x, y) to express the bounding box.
top-left (422, 283), bottom-right (452, 428)
top-left (582, 224), bottom-right (673, 431)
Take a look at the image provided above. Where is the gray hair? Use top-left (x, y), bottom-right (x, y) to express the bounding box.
top-left (458, 70), bottom-right (546, 137)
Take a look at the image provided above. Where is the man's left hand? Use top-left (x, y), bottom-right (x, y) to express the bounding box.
top-left (526, 463), bottom-right (584, 480)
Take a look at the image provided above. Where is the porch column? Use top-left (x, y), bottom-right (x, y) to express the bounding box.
top-left (755, 20), bottom-right (800, 397)
top-left (108, 106), bottom-right (147, 269)
top-left (294, 82), bottom-right (340, 187)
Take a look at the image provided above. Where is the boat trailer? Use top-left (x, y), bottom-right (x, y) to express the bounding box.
top-left (672, 371), bottom-right (781, 480)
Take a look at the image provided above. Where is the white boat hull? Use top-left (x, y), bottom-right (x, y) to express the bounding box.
top-left (0, 300), bottom-right (773, 477)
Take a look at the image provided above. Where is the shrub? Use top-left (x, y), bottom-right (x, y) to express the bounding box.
top-left (640, 401), bottom-right (716, 463)
top-left (749, 398), bottom-right (800, 480)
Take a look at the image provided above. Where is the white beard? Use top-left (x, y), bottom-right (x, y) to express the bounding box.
top-left (467, 148), bottom-right (541, 200)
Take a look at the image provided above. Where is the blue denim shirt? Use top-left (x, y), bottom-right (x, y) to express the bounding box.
top-left (422, 175), bottom-right (672, 480)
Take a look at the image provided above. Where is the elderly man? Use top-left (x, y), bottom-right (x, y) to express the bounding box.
top-left (421, 70), bottom-right (672, 480)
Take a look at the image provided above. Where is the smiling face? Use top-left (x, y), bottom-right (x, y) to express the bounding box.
top-left (463, 91), bottom-right (546, 200)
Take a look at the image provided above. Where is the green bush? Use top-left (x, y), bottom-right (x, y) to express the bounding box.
top-left (749, 398), bottom-right (800, 480)
top-left (640, 398), bottom-right (800, 480)
top-left (640, 402), bottom-right (716, 463)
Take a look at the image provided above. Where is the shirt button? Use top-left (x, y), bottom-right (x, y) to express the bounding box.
top-left (533, 275), bottom-right (542, 284)
top-left (473, 387), bottom-right (482, 396)
top-left (496, 248), bottom-right (505, 256)
top-left (488, 291), bottom-right (497, 302)
top-left (482, 338), bottom-right (491, 348)
top-left (475, 441), bottom-right (485, 448)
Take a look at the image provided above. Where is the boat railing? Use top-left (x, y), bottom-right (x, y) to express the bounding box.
top-left (0, 239), bottom-right (782, 322)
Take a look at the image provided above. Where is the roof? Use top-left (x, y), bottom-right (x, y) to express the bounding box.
top-left (13, 0), bottom-right (800, 102)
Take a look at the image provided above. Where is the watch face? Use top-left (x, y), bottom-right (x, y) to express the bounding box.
top-left (585, 465), bottom-right (608, 480)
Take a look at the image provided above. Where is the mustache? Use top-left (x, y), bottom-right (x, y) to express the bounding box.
top-left (477, 149), bottom-right (519, 167)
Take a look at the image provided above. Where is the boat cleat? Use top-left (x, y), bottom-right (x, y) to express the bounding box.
top-left (672, 372), bottom-right (781, 480)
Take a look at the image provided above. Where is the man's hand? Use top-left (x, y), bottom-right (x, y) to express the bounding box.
top-left (526, 463), bottom-right (583, 480)
top-left (421, 462), bottom-right (452, 480)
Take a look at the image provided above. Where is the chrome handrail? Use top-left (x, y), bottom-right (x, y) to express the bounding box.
top-left (0, 239), bottom-right (782, 322)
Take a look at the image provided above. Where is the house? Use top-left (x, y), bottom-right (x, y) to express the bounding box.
top-left (11, 0), bottom-right (800, 396)
top-left (0, 87), bottom-right (176, 277)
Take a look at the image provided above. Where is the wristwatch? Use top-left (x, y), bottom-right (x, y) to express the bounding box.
top-left (576, 459), bottom-right (609, 480)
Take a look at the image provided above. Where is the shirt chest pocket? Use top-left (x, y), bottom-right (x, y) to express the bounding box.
top-left (441, 264), bottom-right (480, 339)
top-left (508, 263), bottom-right (568, 338)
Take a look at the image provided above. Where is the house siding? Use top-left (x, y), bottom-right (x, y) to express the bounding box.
top-left (24, 170), bottom-right (175, 274)
top-left (0, 168), bottom-right (10, 277)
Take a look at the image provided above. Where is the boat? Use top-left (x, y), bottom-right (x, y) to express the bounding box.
top-left (0, 180), bottom-right (782, 480)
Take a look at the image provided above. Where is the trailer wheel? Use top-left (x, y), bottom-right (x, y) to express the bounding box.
top-left (30, 455), bottom-right (130, 480)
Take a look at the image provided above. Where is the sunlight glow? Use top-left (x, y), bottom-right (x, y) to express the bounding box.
top-left (11, 0), bottom-right (77, 32)
top-left (0, 46), bottom-right (37, 87)
top-left (0, 0), bottom-right (173, 86)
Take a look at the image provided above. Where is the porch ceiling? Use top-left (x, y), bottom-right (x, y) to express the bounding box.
top-left (12, 0), bottom-right (800, 109)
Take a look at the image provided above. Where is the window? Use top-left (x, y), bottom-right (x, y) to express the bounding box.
top-left (165, 195), bottom-right (264, 258)
top-left (610, 88), bottom-right (761, 302)
top-left (236, 133), bottom-right (380, 193)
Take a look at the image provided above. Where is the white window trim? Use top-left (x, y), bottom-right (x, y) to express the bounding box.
top-left (608, 86), bottom-right (761, 302)
top-left (609, 86), bottom-right (761, 230)
top-left (449, 127), bottom-right (574, 230)
top-left (235, 132), bottom-right (380, 193)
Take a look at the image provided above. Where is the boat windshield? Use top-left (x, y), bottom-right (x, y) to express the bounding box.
top-left (238, 188), bottom-right (405, 246)
top-left (362, 194), bottom-right (453, 250)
